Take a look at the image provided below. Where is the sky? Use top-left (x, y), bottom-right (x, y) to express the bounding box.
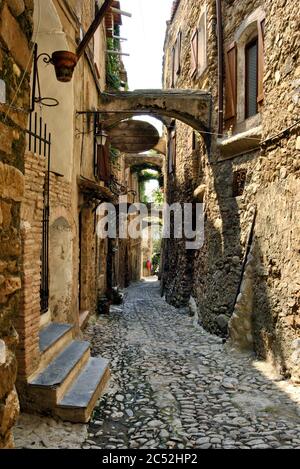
top-left (120, 0), bottom-right (174, 90)
top-left (119, 1), bottom-right (173, 198)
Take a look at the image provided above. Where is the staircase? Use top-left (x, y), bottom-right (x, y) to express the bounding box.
top-left (27, 323), bottom-right (110, 423)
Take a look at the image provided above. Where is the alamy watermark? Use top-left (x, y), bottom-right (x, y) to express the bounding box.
top-left (96, 196), bottom-right (204, 250)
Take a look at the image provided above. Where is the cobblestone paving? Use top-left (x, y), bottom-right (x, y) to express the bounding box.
top-left (14, 278), bottom-right (300, 449)
top-left (84, 278), bottom-right (300, 450)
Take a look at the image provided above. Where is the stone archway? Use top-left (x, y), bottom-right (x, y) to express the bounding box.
top-left (49, 217), bottom-right (73, 323)
top-left (99, 90), bottom-right (212, 134)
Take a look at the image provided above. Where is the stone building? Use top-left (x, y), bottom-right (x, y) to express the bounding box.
top-left (162, 0), bottom-right (300, 381)
top-left (0, 0), bottom-right (138, 448)
top-left (0, 0), bottom-right (34, 449)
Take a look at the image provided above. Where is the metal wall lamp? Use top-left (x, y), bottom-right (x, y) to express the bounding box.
top-left (95, 128), bottom-right (108, 147)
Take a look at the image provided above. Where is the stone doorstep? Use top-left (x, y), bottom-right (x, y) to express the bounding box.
top-left (28, 341), bottom-right (91, 406)
top-left (55, 357), bottom-right (110, 424)
top-left (36, 323), bottom-right (75, 376)
top-left (39, 323), bottom-right (73, 354)
top-left (26, 332), bottom-right (111, 424)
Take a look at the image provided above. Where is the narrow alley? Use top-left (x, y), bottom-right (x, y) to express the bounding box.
top-left (0, 0), bottom-right (299, 453)
top-left (14, 278), bottom-right (300, 449)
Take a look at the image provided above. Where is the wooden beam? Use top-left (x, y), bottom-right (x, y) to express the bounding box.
top-left (76, 0), bottom-right (114, 60)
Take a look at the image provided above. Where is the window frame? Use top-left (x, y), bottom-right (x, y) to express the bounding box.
top-left (190, 7), bottom-right (207, 80)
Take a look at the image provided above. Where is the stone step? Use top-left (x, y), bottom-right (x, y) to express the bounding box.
top-left (40, 323), bottom-right (73, 353)
top-left (56, 357), bottom-right (110, 423)
top-left (28, 341), bottom-right (90, 408)
top-left (38, 323), bottom-right (74, 376)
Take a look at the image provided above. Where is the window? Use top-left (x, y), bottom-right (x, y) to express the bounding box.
top-left (190, 29), bottom-right (198, 77)
top-left (190, 9), bottom-right (207, 78)
top-left (168, 123), bottom-right (177, 174)
top-left (224, 8), bottom-right (265, 131)
top-left (245, 38), bottom-right (258, 118)
top-left (198, 12), bottom-right (207, 75)
top-left (171, 31), bottom-right (182, 87)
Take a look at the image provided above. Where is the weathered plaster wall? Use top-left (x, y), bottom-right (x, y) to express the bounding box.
top-left (0, 0), bottom-right (33, 448)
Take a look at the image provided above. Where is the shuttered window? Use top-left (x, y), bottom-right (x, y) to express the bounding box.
top-left (225, 42), bottom-right (237, 124)
top-left (245, 38), bottom-right (258, 118)
top-left (190, 29), bottom-right (198, 76)
top-left (171, 32), bottom-right (182, 86)
top-left (168, 126), bottom-right (177, 174)
top-left (174, 31), bottom-right (182, 76)
top-left (171, 47), bottom-right (176, 88)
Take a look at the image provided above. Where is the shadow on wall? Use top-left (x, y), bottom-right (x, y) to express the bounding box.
top-left (192, 151), bottom-right (246, 335)
top-left (252, 239), bottom-right (300, 381)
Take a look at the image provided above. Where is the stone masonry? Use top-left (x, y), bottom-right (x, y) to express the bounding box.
top-left (162, 0), bottom-right (299, 381)
top-left (0, 0), bottom-right (33, 448)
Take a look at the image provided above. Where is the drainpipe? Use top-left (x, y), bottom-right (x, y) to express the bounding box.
top-left (76, 0), bottom-right (115, 60)
top-left (216, 0), bottom-right (224, 137)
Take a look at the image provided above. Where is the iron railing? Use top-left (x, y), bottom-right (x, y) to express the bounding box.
top-left (26, 112), bottom-right (51, 314)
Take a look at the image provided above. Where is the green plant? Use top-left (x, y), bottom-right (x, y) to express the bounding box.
top-left (106, 32), bottom-right (123, 90)
top-left (110, 146), bottom-right (120, 168)
top-left (152, 188), bottom-right (164, 206)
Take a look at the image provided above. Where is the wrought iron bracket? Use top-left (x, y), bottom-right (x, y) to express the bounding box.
top-left (108, 175), bottom-right (137, 198)
top-left (31, 44), bottom-right (59, 112)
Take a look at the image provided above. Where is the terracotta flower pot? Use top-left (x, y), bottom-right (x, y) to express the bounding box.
top-left (51, 51), bottom-right (78, 83)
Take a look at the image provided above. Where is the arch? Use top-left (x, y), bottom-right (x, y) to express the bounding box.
top-left (125, 153), bottom-right (164, 170)
top-left (99, 90), bottom-right (212, 134)
top-left (49, 217), bottom-right (73, 323)
top-left (33, 0), bottom-right (74, 181)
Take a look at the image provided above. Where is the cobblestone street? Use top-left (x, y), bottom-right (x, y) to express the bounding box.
top-left (83, 278), bottom-right (300, 450)
top-left (14, 278), bottom-right (300, 449)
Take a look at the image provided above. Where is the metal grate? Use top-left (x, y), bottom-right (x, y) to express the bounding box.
top-left (26, 112), bottom-right (51, 314)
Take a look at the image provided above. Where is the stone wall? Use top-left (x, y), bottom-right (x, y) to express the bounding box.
top-left (0, 0), bottom-right (33, 449)
top-left (163, 0), bottom-right (299, 380)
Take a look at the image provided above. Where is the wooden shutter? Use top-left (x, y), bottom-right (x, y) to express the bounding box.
top-left (171, 129), bottom-right (177, 170)
top-left (97, 142), bottom-right (111, 183)
top-left (224, 42), bottom-right (237, 123)
top-left (173, 31), bottom-right (182, 80)
top-left (257, 18), bottom-right (265, 104)
top-left (176, 31), bottom-right (182, 75)
top-left (168, 127), bottom-right (176, 174)
top-left (191, 29), bottom-right (198, 76)
top-left (171, 46), bottom-right (176, 88)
